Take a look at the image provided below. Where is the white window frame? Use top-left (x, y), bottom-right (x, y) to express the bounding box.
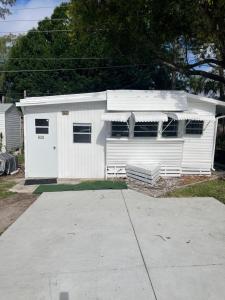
top-left (35, 119), bottom-right (49, 134)
top-left (73, 123), bottom-right (92, 143)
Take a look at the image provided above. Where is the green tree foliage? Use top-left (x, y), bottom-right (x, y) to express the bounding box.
top-left (2, 0), bottom-right (225, 99)
top-left (0, 35), bottom-right (16, 97)
top-left (3, 2), bottom-right (183, 100)
top-left (146, 0), bottom-right (225, 97)
top-left (0, 0), bottom-right (15, 18)
top-left (4, 4), bottom-right (72, 98)
top-left (70, 0), bottom-right (225, 99)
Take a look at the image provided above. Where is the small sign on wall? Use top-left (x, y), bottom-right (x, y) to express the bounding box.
top-left (38, 136), bottom-right (44, 139)
top-left (62, 111), bottom-right (69, 116)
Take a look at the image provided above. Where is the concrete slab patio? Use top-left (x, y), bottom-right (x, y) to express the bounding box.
top-left (0, 190), bottom-right (225, 300)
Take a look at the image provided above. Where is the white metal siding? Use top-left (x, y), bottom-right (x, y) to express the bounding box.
top-left (57, 101), bottom-right (106, 178)
top-left (24, 103), bottom-right (106, 179)
top-left (182, 121), bottom-right (215, 170)
top-left (107, 90), bottom-right (188, 111)
top-left (181, 100), bottom-right (216, 172)
top-left (5, 106), bottom-right (21, 151)
top-left (106, 139), bottom-right (184, 167)
top-left (0, 113), bottom-right (6, 151)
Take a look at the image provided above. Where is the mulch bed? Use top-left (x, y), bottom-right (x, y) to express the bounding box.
top-left (126, 174), bottom-right (218, 198)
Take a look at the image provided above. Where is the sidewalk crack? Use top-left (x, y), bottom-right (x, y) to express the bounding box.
top-left (121, 190), bottom-right (158, 300)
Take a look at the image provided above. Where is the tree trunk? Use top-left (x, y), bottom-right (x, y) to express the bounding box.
top-left (219, 68), bottom-right (225, 100)
top-left (171, 71), bottom-right (176, 89)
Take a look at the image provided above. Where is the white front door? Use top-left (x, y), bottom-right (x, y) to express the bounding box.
top-left (26, 113), bottom-right (58, 178)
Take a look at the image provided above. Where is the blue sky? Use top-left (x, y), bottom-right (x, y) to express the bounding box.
top-left (1, 0), bottom-right (66, 34)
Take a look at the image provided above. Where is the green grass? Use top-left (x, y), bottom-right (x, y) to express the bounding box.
top-left (166, 179), bottom-right (225, 204)
top-left (0, 179), bottom-right (16, 199)
top-left (34, 180), bottom-right (127, 194)
top-left (17, 152), bottom-right (24, 166)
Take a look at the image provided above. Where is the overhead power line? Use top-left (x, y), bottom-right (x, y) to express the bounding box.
top-left (0, 18), bottom-right (68, 22)
top-left (0, 64), bottom-right (147, 73)
top-left (10, 6), bottom-right (68, 11)
top-left (0, 57), bottom-right (108, 61)
top-left (0, 29), bottom-right (72, 34)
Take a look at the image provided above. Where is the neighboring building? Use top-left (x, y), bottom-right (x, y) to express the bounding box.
top-left (0, 104), bottom-right (21, 152)
top-left (17, 90), bottom-right (225, 179)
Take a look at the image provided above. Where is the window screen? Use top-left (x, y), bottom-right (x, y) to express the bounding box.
top-left (73, 123), bottom-right (92, 143)
top-left (162, 118), bottom-right (178, 137)
top-left (134, 122), bottom-right (158, 137)
top-left (35, 119), bottom-right (49, 134)
top-left (111, 121), bottom-right (129, 137)
top-left (185, 120), bottom-right (204, 134)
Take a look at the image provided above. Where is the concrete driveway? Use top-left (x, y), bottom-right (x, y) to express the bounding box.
top-left (0, 190), bottom-right (225, 300)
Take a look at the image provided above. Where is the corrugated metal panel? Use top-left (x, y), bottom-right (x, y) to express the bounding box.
top-left (5, 106), bottom-right (21, 151)
top-left (168, 112), bottom-right (215, 121)
top-left (106, 139), bottom-right (184, 167)
top-left (101, 112), bottom-right (131, 122)
top-left (107, 90), bottom-right (188, 111)
top-left (58, 101), bottom-right (106, 178)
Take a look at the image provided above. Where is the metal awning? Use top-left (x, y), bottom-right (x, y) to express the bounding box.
top-left (168, 112), bottom-right (215, 121)
top-left (101, 112), bottom-right (131, 122)
top-left (132, 112), bottom-right (168, 122)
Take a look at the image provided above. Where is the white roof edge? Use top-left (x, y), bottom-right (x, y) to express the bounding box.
top-left (0, 103), bottom-right (14, 112)
top-left (187, 93), bottom-right (225, 107)
top-left (17, 91), bottom-right (107, 107)
top-left (106, 89), bottom-right (186, 93)
top-left (16, 89), bottom-right (225, 108)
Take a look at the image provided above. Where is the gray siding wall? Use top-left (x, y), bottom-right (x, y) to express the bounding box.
top-left (5, 106), bottom-right (21, 151)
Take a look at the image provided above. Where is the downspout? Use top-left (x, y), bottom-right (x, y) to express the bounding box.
top-left (211, 115), bottom-right (225, 171)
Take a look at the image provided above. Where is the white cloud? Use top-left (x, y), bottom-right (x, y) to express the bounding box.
top-left (0, 0), bottom-right (66, 36)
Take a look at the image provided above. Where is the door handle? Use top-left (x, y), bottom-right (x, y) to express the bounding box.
top-left (53, 146), bottom-right (56, 150)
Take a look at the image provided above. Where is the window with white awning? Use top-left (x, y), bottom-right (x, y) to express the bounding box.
top-left (101, 113), bottom-right (131, 138)
top-left (167, 112), bottom-right (215, 134)
top-left (132, 112), bottom-right (168, 137)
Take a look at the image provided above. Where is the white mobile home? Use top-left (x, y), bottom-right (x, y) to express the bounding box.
top-left (0, 103), bottom-right (21, 152)
top-left (17, 90), bottom-right (225, 179)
